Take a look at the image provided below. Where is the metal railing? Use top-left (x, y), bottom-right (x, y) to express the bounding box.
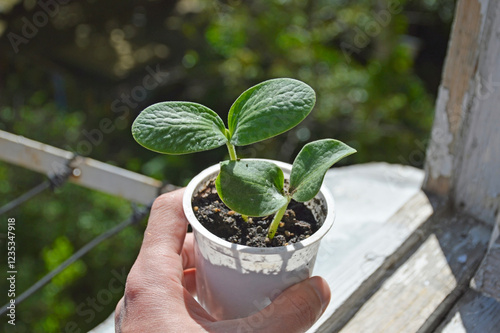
top-left (0, 129), bottom-right (175, 315)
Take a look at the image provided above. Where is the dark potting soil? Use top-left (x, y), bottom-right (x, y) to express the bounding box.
top-left (192, 179), bottom-right (321, 247)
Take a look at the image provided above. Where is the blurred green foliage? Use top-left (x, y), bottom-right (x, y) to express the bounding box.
top-left (0, 0), bottom-right (454, 331)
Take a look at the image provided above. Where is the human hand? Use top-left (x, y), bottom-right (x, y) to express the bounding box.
top-left (115, 188), bottom-right (330, 332)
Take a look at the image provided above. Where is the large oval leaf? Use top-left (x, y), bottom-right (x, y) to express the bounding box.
top-left (215, 160), bottom-right (288, 217)
top-left (132, 102), bottom-right (227, 154)
top-left (290, 139), bottom-right (356, 202)
top-left (228, 78), bottom-right (315, 146)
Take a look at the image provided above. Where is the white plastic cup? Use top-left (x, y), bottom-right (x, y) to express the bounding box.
top-left (183, 159), bottom-right (335, 320)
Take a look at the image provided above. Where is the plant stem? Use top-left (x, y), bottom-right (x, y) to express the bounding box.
top-left (267, 197), bottom-right (291, 240)
top-left (226, 142), bottom-right (237, 161)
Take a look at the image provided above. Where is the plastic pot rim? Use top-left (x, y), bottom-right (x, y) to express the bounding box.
top-left (182, 158), bottom-right (335, 255)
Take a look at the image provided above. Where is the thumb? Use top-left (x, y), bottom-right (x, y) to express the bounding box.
top-left (236, 276), bottom-right (330, 333)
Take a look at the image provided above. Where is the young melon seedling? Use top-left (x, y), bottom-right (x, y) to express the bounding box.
top-left (132, 78), bottom-right (356, 240)
top-left (216, 139), bottom-right (355, 239)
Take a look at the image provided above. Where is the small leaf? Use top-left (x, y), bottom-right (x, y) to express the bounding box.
top-left (132, 102), bottom-right (227, 154)
top-left (290, 139), bottom-right (356, 202)
top-left (216, 160), bottom-right (288, 217)
top-left (228, 78), bottom-right (315, 146)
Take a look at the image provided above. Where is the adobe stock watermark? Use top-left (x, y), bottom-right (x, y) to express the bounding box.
top-left (341, 0), bottom-right (403, 64)
top-left (63, 267), bottom-right (127, 333)
top-left (7, 0), bottom-right (78, 53)
top-left (476, 73), bottom-right (500, 101)
top-left (64, 64), bottom-right (169, 157)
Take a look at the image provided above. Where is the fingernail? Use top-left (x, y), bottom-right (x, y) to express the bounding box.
top-left (308, 277), bottom-right (330, 312)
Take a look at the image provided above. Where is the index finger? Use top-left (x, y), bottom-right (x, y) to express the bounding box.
top-left (142, 188), bottom-right (187, 257)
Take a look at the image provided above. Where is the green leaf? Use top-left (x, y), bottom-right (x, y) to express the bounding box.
top-left (228, 78), bottom-right (315, 146)
top-left (132, 102), bottom-right (228, 154)
top-left (290, 139), bottom-right (356, 202)
top-left (216, 160), bottom-right (288, 216)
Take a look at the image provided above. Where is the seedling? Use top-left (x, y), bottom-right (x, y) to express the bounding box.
top-left (132, 78), bottom-right (356, 240)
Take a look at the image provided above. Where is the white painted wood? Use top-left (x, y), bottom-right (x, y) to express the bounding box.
top-left (489, 214), bottom-right (500, 249)
top-left (440, 311), bottom-right (468, 333)
top-left (312, 191), bottom-right (433, 332)
top-left (424, 0), bottom-right (487, 195)
top-left (338, 213), bottom-right (491, 333)
top-left (471, 231), bottom-right (500, 302)
top-left (436, 290), bottom-right (500, 333)
top-left (452, 0), bottom-right (500, 225)
top-left (424, 0), bottom-right (500, 226)
top-left (341, 235), bottom-right (455, 333)
top-left (0, 130), bottom-right (162, 205)
top-left (310, 163), bottom-right (427, 332)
